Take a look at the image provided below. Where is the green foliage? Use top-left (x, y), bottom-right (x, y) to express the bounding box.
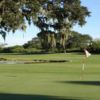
top-left (37, 31), bottom-right (56, 51)
top-left (89, 40), bottom-right (100, 53)
top-left (66, 31), bottom-right (92, 49)
top-left (2, 45), bottom-right (24, 53)
top-left (0, 0), bottom-right (25, 39)
top-left (0, 47), bottom-right (3, 53)
top-left (23, 37), bottom-right (41, 49)
top-left (0, 0), bottom-right (41, 39)
top-left (11, 45), bottom-right (25, 53)
top-left (0, 0), bottom-right (90, 52)
top-left (1, 44), bottom-right (42, 54)
top-left (35, 0), bottom-right (90, 52)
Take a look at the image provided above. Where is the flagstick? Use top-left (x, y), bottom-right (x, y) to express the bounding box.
top-left (82, 56), bottom-right (86, 71)
top-left (80, 56), bottom-right (86, 80)
top-left (80, 49), bottom-right (91, 80)
top-left (82, 63), bottom-right (85, 71)
top-left (82, 49), bottom-right (91, 71)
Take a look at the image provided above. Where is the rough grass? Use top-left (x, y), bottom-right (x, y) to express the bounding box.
top-left (0, 53), bottom-right (100, 100)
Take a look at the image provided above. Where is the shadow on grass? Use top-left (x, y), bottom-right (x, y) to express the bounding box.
top-left (58, 81), bottom-right (100, 86)
top-left (0, 93), bottom-right (84, 100)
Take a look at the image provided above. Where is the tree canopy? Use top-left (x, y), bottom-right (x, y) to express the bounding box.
top-left (0, 0), bottom-right (90, 50)
top-left (66, 31), bottom-right (92, 49)
top-left (0, 0), bottom-right (43, 39)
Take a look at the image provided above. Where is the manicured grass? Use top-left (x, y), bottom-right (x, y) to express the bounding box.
top-left (0, 53), bottom-right (100, 100)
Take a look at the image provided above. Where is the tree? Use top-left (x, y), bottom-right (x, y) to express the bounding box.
top-left (89, 39), bottom-right (100, 53)
top-left (0, 42), bottom-right (7, 52)
top-left (0, 0), bottom-right (45, 39)
top-left (0, 0), bottom-right (90, 52)
top-left (66, 31), bottom-right (92, 49)
top-left (37, 30), bottom-right (56, 51)
top-left (34, 0), bottom-right (90, 52)
top-left (23, 37), bottom-right (41, 49)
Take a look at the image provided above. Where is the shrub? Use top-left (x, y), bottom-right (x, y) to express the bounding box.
top-left (89, 40), bottom-right (100, 53)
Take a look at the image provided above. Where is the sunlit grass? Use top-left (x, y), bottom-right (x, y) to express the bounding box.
top-left (0, 53), bottom-right (100, 100)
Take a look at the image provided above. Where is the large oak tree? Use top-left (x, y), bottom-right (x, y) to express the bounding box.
top-left (0, 0), bottom-right (90, 51)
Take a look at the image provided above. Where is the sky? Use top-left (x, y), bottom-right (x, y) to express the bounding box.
top-left (0, 0), bottom-right (100, 47)
top-left (73, 0), bottom-right (100, 38)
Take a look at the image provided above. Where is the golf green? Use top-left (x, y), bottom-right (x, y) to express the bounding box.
top-left (0, 53), bottom-right (100, 100)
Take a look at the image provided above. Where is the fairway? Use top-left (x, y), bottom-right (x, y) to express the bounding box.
top-left (0, 53), bottom-right (100, 100)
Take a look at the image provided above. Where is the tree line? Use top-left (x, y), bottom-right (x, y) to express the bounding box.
top-left (0, 31), bottom-right (100, 54)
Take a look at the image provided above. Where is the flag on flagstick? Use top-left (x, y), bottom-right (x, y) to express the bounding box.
top-left (84, 49), bottom-right (91, 58)
top-left (82, 49), bottom-right (91, 71)
top-left (80, 49), bottom-right (91, 79)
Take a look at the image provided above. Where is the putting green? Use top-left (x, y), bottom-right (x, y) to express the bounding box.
top-left (0, 53), bottom-right (100, 100)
